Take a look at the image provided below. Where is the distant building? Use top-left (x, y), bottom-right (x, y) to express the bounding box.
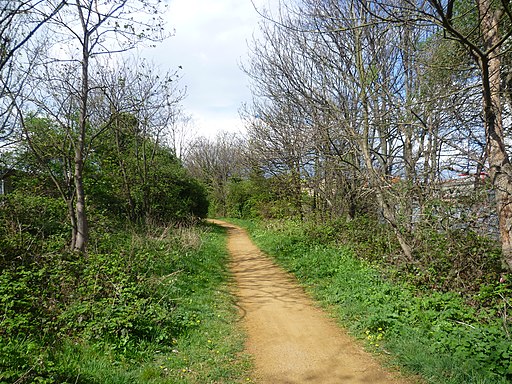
top-left (0, 169), bottom-right (15, 195)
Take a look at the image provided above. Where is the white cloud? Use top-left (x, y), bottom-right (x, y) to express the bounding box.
top-left (142, 0), bottom-right (270, 138)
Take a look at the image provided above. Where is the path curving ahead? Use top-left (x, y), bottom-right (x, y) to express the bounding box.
top-left (212, 220), bottom-right (416, 384)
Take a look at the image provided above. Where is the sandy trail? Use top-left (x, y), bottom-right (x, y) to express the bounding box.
top-left (212, 220), bottom-right (415, 384)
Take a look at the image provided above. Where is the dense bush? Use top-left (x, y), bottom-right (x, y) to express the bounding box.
top-left (296, 216), bottom-right (505, 300)
top-left (87, 147), bottom-right (209, 224)
top-left (0, 193), bottom-right (68, 264)
top-left (15, 114), bottom-right (209, 227)
top-left (224, 174), bottom-right (302, 220)
top-left (0, 183), bottom-right (244, 383)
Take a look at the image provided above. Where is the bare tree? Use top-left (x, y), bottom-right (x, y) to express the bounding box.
top-left (245, 0), bottom-right (419, 255)
top-left (18, 0), bottom-right (168, 251)
top-left (186, 132), bottom-right (246, 217)
top-left (245, 0), bottom-right (486, 263)
top-left (361, 0), bottom-right (512, 269)
top-left (0, 1), bottom-right (67, 144)
top-left (0, 0), bottom-right (66, 71)
top-left (169, 111), bottom-right (196, 161)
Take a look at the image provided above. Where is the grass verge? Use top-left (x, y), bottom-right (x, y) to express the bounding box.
top-left (230, 219), bottom-right (512, 384)
top-left (0, 223), bottom-right (251, 384)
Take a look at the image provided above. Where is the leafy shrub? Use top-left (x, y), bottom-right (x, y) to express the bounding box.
top-left (285, 216), bottom-right (504, 302)
top-left (89, 137), bottom-right (209, 224)
top-left (0, 193), bottom-right (68, 264)
top-left (411, 227), bottom-right (503, 293)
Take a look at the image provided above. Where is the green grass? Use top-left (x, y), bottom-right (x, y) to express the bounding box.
top-left (0, 223), bottom-right (251, 384)
top-left (231, 219), bottom-right (512, 384)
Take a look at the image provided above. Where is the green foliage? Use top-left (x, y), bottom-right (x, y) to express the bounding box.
top-left (21, 115), bottom-right (74, 175)
top-left (411, 227), bottom-right (503, 293)
top-left (0, 223), bottom-right (249, 383)
top-left (279, 215), bottom-right (503, 299)
top-left (0, 192), bottom-right (68, 263)
top-left (226, 178), bottom-right (250, 218)
top-left (224, 171), bottom-right (302, 220)
top-left (14, 112), bottom-right (209, 229)
top-left (238, 219), bottom-right (512, 384)
top-left (226, 177), bottom-right (260, 219)
top-left (90, 124), bottom-right (208, 223)
top-left (303, 217), bottom-right (399, 261)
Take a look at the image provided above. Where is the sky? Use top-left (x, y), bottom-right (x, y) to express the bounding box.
top-left (143, 0), bottom-right (270, 138)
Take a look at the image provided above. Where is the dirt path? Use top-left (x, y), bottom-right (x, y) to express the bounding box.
top-left (212, 220), bottom-right (415, 384)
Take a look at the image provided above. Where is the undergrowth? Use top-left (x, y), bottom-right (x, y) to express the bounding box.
top-left (0, 216), bottom-right (250, 383)
top-left (232, 218), bottom-right (512, 384)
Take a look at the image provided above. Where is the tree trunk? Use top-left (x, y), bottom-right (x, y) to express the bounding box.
top-left (353, 10), bottom-right (414, 262)
top-left (479, 0), bottom-right (512, 270)
top-left (74, 8), bottom-right (90, 252)
top-left (68, 199), bottom-right (78, 250)
top-left (74, 153), bottom-right (88, 251)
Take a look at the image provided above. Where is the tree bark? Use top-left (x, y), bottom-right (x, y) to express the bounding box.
top-left (478, 0), bottom-right (512, 270)
top-left (68, 199), bottom-right (78, 250)
top-left (74, 2), bottom-right (90, 252)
